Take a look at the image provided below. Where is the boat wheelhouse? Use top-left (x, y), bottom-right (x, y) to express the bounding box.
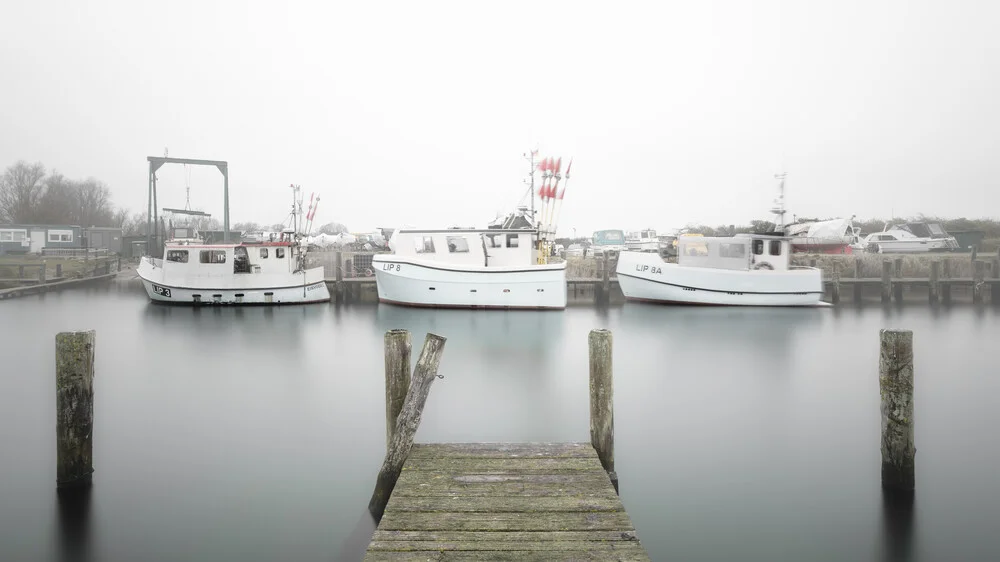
top-left (625, 229), bottom-right (659, 252)
top-left (616, 233), bottom-right (825, 306)
top-left (372, 227), bottom-right (566, 309)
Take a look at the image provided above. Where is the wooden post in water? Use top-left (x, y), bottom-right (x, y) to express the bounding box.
top-left (853, 257), bottom-right (863, 303)
top-left (831, 265), bottom-right (841, 304)
top-left (942, 258), bottom-right (952, 305)
top-left (879, 329), bottom-right (914, 493)
top-left (56, 330), bottom-right (96, 489)
top-left (973, 260), bottom-right (985, 305)
top-left (56, 263), bottom-right (62, 278)
top-left (929, 261), bottom-right (940, 304)
top-left (39, 263), bottom-right (46, 283)
top-left (600, 256), bottom-right (610, 304)
top-left (384, 330), bottom-right (412, 451)
top-left (893, 258), bottom-right (904, 303)
top-left (368, 333), bottom-right (447, 522)
top-left (881, 260), bottom-right (892, 304)
top-left (589, 329), bottom-right (617, 494)
top-left (971, 245), bottom-right (978, 262)
top-left (334, 251), bottom-right (343, 303)
top-left (18, 264), bottom-right (24, 279)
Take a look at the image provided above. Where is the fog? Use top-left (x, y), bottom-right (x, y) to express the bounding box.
top-left (1, 0), bottom-right (997, 234)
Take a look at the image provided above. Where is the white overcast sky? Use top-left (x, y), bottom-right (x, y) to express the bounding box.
top-left (1, 0), bottom-right (997, 235)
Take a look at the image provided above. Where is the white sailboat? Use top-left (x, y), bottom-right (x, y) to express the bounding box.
top-left (137, 185), bottom-right (330, 305)
top-left (372, 151), bottom-right (572, 310)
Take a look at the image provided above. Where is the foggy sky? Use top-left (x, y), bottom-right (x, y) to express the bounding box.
top-left (1, 0), bottom-right (998, 236)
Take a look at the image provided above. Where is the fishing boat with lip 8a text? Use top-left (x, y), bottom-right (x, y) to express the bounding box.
top-left (137, 184), bottom-right (330, 305)
top-left (372, 151), bottom-right (573, 309)
top-left (615, 232), bottom-right (825, 306)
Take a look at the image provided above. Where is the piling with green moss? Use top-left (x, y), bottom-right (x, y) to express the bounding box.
top-left (56, 330), bottom-right (96, 489)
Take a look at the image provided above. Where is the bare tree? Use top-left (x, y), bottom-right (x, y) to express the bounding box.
top-left (74, 178), bottom-right (114, 227)
top-left (318, 221), bottom-right (349, 235)
top-left (0, 161), bottom-right (46, 223)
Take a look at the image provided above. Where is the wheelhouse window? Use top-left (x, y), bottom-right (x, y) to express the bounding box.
top-left (446, 236), bottom-right (470, 253)
top-left (276, 247), bottom-right (285, 259)
top-left (506, 234), bottom-right (519, 248)
top-left (485, 234), bottom-right (502, 248)
top-left (718, 243), bottom-right (746, 259)
top-left (199, 250), bottom-right (227, 264)
top-left (752, 239), bottom-right (764, 255)
top-left (166, 250), bottom-right (189, 263)
top-left (769, 241), bottom-right (782, 256)
top-left (415, 236), bottom-right (435, 253)
top-left (259, 248), bottom-right (269, 259)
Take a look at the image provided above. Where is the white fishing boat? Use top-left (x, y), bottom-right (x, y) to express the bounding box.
top-left (615, 233), bottom-right (825, 306)
top-left (372, 150), bottom-right (572, 310)
top-left (625, 229), bottom-right (659, 252)
top-left (137, 185), bottom-right (330, 305)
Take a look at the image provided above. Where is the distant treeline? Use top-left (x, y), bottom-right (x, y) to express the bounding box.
top-left (1, 160), bottom-right (351, 236)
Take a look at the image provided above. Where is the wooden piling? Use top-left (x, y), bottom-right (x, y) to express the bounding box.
top-left (854, 257), bottom-right (863, 303)
top-left (589, 329), bottom-right (616, 493)
top-left (971, 245), bottom-right (978, 262)
top-left (55, 331), bottom-right (96, 489)
top-left (368, 333), bottom-right (447, 521)
top-left (893, 258), bottom-right (904, 303)
top-left (19, 264), bottom-right (24, 279)
top-left (942, 259), bottom-right (952, 304)
top-left (879, 329), bottom-right (914, 493)
top-left (334, 251), bottom-right (343, 303)
top-left (39, 263), bottom-right (46, 282)
top-left (929, 260), bottom-right (940, 304)
top-left (881, 260), bottom-right (892, 304)
top-left (56, 263), bottom-right (62, 278)
top-left (973, 260), bottom-right (985, 304)
top-left (600, 257), bottom-right (610, 304)
top-left (384, 329), bottom-right (412, 451)
top-left (831, 265), bottom-right (841, 304)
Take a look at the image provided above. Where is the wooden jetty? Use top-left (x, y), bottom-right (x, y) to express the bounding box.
top-left (364, 330), bottom-right (649, 561)
top-left (0, 259), bottom-right (119, 301)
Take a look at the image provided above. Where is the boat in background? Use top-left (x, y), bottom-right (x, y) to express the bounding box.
top-left (626, 229), bottom-right (659, 252)
top-left (616, 233), bottom-right (825, 306)
top-left (855, 222), bottom-right (960, 253)
top-left (784, 217), bottom-right (861, 254)
top-left (137, 185), bottom-right (330, 305)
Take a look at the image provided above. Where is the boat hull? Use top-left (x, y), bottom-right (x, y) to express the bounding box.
top-left (137, 259), bottom-right (330, 305)
top-left (372, 255), bottom-right (567, 309)
top-left (616, 252), bottom-right (824, 307)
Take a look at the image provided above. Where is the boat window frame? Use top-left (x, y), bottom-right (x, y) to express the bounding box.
top-left (769, 240), bottom-right (782, 256)
top-left (166, 249), bottom-right (189, 263)
top-left (415, 236), bottom-right (436, 254)
top-left (506, 234), bottom-right (520, 248)
top-left (485, 234), bottom-right (503, 248)
top-left (752, 239), bottom-right (764, 255)
top-left (199, 249), bottom-right (227, 264)
top-left (718, 242), bottom-right (746, 259)
top-left (446, 235), bottom-right (470, 253)
top-left (276, 247), bottom-right (285, 259)
top-left (259, 247), bottom-right (268, 259)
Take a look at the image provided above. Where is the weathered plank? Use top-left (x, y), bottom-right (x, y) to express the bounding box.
top-left (880, 329), bottom-right (915, 492)
top-left (371, 530), bottom-right (638, 542)
top-left (384, 495), bottom-right (624, 513)
top-left (365, 550), bottom-right (647, 562)
top-left (391, 469), bottom-right (616, 497)
top-left (384, 330), bottom-right (411, 451)
top-left (378, 511), bottom-right (636, 532)
top-left (367, 540), bottom-right (647, 552)
top-left (55, 330), bottom-right (96, 488)
top-left (407, 442), bottom-right (597, 459)
top-left (402, 457), bottom-right (602, 472)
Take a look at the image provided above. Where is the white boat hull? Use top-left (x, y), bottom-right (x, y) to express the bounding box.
top-left (372, 255), bottom-right (566, 309)
top-left (137, 259), bottom-right (330, 305)
top-left (616, 252), bottom-right (824, 307)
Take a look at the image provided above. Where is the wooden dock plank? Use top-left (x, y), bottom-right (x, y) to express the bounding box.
top-left (366, 442), bottom-right (648, 560)
top-left (407, 442), bottom-right (597, 458)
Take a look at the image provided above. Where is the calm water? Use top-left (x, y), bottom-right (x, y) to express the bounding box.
top-left (1, 283), bottom-right (998, 562)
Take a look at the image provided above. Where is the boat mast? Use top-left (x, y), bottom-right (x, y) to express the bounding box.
top-left (771, 172), bottom-right (787, 230)
top-left (524, 148), bottom-right (538, 225)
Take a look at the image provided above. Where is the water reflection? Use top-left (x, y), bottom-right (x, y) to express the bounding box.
top-left (879, 490), bottom-right (915, 562)
top-left (56, 487), bottom-right (91, 562)
top-left (336, 511), bottom-right (377, 562)
top-left (140, 302), bottom-right (327, 349)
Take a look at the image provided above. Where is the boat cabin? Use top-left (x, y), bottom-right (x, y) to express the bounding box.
top-left (161, 242), bottom-right (299, 275)
top-left (677, 234), bottom-right (793, 271)
top-left (389, 228), bottom-right (538, 267)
